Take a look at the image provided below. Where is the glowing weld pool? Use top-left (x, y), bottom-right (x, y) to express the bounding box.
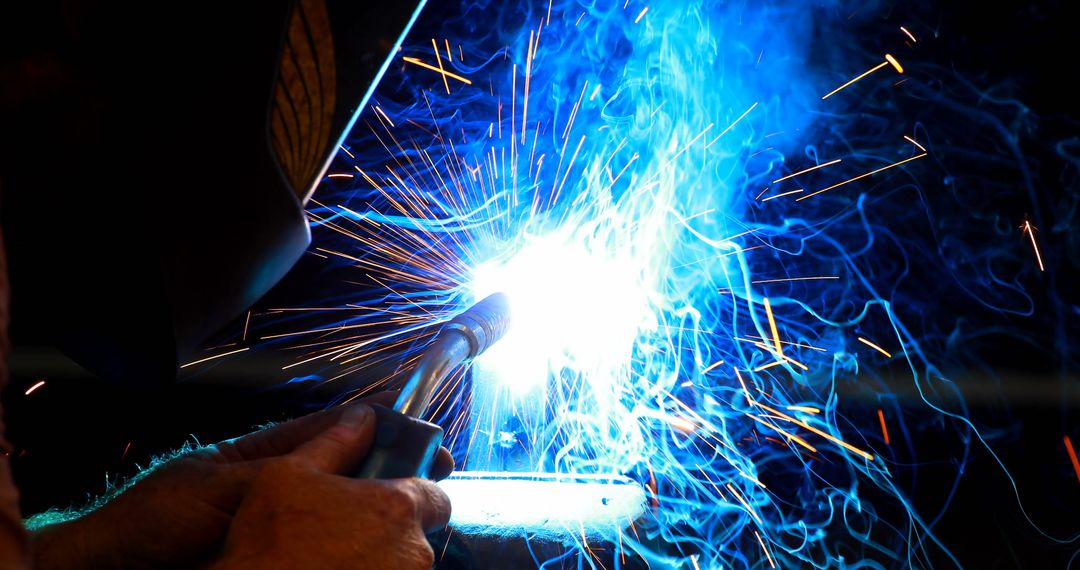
top-left (439, 471), bottom-right (646, 538)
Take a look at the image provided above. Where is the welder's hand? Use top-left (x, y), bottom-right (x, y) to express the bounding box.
top-left (206, 407), bottom-right (451, 570)
top-left (30, 394), bottom-right (454, 570)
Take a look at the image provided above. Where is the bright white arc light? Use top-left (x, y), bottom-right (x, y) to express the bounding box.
top-left (470, 229), bottom-right (657, 393)
top-left (439, 472), bottom-right (646, 537)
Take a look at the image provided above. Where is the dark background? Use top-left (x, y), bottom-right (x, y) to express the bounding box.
top-left (3, 0), bottom-right (1079, 567)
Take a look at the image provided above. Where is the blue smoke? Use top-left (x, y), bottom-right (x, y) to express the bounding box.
top-left (269, 0), bottom-right (1078, 567)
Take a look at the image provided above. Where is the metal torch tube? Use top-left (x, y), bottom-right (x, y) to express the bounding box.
top-left (394, 333), bottom-right (473, 418)
top-left (392, 292), bottom-right (511, 418)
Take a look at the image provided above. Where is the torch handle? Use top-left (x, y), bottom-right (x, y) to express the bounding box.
top-left (352, 405), bottom-right (444, 479)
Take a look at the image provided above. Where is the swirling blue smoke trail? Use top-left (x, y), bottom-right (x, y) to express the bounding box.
top-left (287, 0), bottom-right (975, 567)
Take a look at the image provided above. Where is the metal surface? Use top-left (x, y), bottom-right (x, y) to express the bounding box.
top-left (394, 293), bottom-right (511, 417)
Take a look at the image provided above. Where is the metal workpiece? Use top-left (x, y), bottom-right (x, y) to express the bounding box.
top-left (394, 292), bottom-right (512, 419)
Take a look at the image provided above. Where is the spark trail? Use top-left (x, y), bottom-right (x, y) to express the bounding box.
top-left (253, 1), bottom-right (995, 567)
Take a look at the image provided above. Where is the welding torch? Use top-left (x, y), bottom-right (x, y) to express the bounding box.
top-left (353, 293), bottom-right (511, 479)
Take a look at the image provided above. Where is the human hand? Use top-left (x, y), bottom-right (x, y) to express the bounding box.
top-left (206, 405), bottom-right (451, 570)
top-left (30, 393), bottom-right (453, 570)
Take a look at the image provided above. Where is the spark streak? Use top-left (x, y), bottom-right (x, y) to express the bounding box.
top-left (402, 57), bottom-right (473, 86)
top-left (796, 153), bottom-right (927, 201)
top-left (821, 54), bottom-right (903, 100)
top-left (1022, 219), bottom-right (1046, 272)
top-left (1065, 435), bottom-right (1080, 484)
top-left (858, 336), bottom-right (893, 358)
top-left (180, 347), bottom-right (250, 369)
top-left (273, 1), bottom-right (967, 566)
top-left (877, 408), bottom-right (891, 445)
top-left (24, 380), bottom-right (46, 396)
top-left (772, 158), bottom-right (842, 183)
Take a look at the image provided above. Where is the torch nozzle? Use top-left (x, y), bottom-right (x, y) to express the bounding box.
top-left (394, 293), bottom-right (511, 418)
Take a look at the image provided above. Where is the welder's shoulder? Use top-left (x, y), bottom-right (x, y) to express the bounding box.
top-left (0, 230), bottom-right (30, 568)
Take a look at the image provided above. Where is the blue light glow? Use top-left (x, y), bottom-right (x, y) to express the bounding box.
top-left (284, 0), bottom-right (1001, 566)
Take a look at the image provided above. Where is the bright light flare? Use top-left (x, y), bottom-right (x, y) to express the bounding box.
top-left (470, 227), bottom-right (658, 393)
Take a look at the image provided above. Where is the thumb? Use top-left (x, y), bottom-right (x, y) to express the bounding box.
top-left (289, 405), bottom-right (376, 474)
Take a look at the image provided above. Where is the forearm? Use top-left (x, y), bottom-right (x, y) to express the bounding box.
top-left (29, 515), bottom-right (123, 570)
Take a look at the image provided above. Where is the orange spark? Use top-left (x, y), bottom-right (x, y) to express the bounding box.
top-left (755, 530), bottom-right (777, 569)
top-left (432, 39), bottom-right (451, 94)
top-left (754, 360), bottom-right (784, 372)
top-left (708, 102), bottom-right (758, 148)
top-left (787, 405), bottom-right (821, 414)
top-left (858, 337), bottom-right (893, 358)
top-left (180, 347), bottom-right (250, 369)
top-left (796, 153), bottom-right (927, 201)
top-left (24, 380), bottom-right (46, 396)
top-left (761, 188), bottom-right (804, 202)
top-left (772, 158), bottom-right (842, 183)
top-left (884, 53), bottom-right (904, 73)
top-left (1065, 435), bottom-right (1080, 484)
top-left (752, 275), bottom-right (840, 285)
top-left (1022, 220), bottom-right (1046, 272)
top-left (666, 415), bottom-right (698, 433)
top-left (242, 310), bottom-right (252, 342)
top-left (877, 408), bottom-right (891, 445)
top-left (755, 402), bottom-right (875, 461)
top-left (904, 135), bottom-right (926, 152)
top-left (900, 26), bottom-right (917, 43)
top-left (725, 483), bottom-right (762, 523)
top-left (702, 359), bottom-right (725, 374)
top-left (402, 57), bottom-right (473, 86)
top-left (762, 297), bottom-right (783, 356)
top-left (822, 54), bottom-right (903, 100)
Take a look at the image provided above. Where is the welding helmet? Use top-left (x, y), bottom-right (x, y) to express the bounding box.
top-left (0, 0), bottom-right (424, 386)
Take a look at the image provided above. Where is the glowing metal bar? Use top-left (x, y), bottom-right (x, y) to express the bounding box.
top-left (439, 472), bottom-right (646, 536)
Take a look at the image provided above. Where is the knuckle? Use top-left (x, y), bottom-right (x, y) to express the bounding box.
top-left (257, 456), bottom-right (305, 481)
top-left (379, 484), bottom-right (418, 518)
top-left (416, 542), bottom-right (435, 568)
top-left (403, 538), bottom-right (435, 569)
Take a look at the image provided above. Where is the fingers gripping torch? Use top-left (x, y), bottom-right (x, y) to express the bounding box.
top-left (354, 293), bottom-right (511, 479)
